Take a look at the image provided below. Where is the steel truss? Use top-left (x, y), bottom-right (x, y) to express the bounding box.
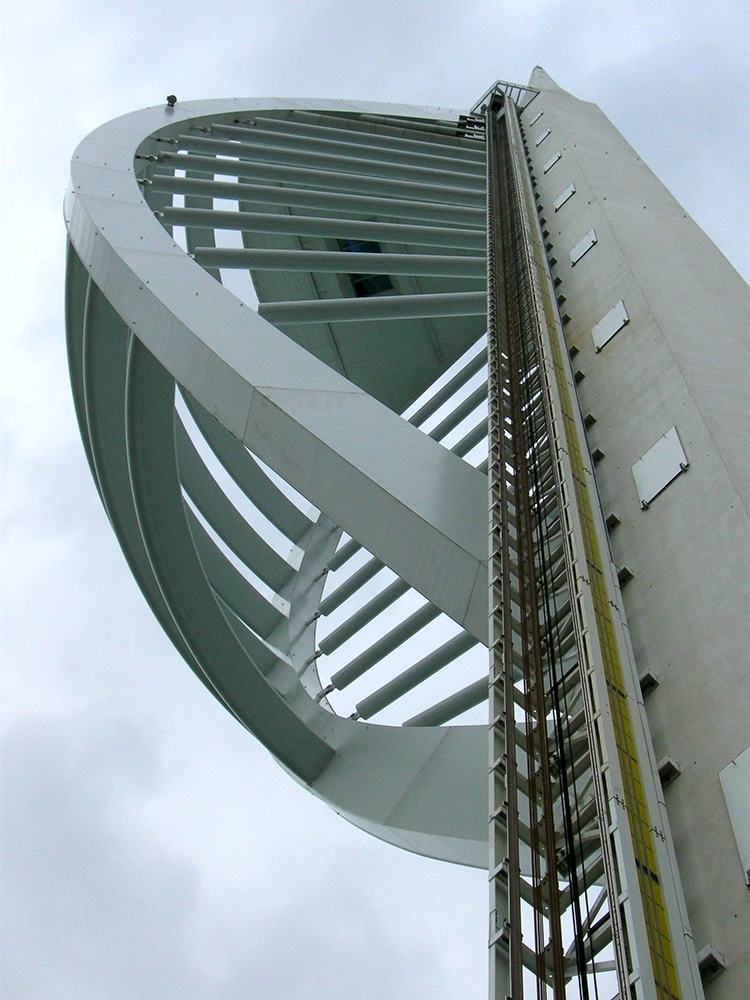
top-left (486, 93), bottom-right (698, 1000)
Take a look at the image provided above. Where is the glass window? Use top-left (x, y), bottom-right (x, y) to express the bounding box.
top-left (338, 239), bottom-right (393, 297)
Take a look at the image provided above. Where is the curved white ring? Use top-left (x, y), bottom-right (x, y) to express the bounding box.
top-left (65, 99), bottom-right (490, 866)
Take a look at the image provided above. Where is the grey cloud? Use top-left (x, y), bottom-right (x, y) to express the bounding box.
top-left (2, 2), bottom-right (747, 997)
top-left (2, 717), bottom-right (204, 1000)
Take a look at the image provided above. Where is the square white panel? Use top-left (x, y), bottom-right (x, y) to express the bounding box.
top-left (543, 150), bottom-right (562, 173)
top-left (632, 426), bottom-right (688, 506)
top-left (570, 229), bottom-right (598, 265)
top-left (592, 300), bottom-right (629, 351)
top-left (720, 746), bottom-right (750, 884)
top-left (553, 183), bottom-right (576, 211)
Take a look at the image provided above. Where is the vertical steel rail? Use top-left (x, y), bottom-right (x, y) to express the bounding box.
top-left (487, 96), bottom-right (523, 1000)
top-left (499, 118), bottom-right (567, 999)
top-left (488, 94), bottom-right (570, 1000)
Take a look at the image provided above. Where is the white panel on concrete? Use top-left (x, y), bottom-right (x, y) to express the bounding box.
top-left (719, 746), bottom-right (750, 885)
top-left (570, 229), bottom-right (598, 265)
top-left (553, 183), bottom-right (576, 212)
top-left (529, 110), bottom-right (543, 126)
top-left (592, 300), bottom-right (629, 351)
top-left (543, 150), bottom-right (561, 173)
top-left (535, 128), bottom-right (551, 146)
top-left (632, 426), bottom-right (688, 507)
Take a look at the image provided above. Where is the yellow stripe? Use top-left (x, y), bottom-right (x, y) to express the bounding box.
top-left (531, 236), bottom-right (681, 998)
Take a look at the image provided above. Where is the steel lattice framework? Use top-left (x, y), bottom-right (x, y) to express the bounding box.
top-left (63, 77), bottom-right (739, 1000)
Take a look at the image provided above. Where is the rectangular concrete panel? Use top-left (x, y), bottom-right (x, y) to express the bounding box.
top-left (591, 299), bottom-right (628, 351)
top-left (632, 426), bottom-right (688, 506)
top-left (719, 747), bottom-right (750, 886)
top-left (553, 182), bottom-right (576, 212)
top-left (570, 228), bottom-right (597, 265)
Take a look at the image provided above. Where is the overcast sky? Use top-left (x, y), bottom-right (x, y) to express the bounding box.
top-left (2, 2), bottom-right (748, 998)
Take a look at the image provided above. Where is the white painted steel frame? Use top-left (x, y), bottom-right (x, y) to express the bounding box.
top-left (65, 98), bottom-right (492, 867)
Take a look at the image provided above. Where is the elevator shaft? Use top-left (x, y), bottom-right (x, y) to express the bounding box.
top-left (486, 91), bottom-right (697, 1000)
